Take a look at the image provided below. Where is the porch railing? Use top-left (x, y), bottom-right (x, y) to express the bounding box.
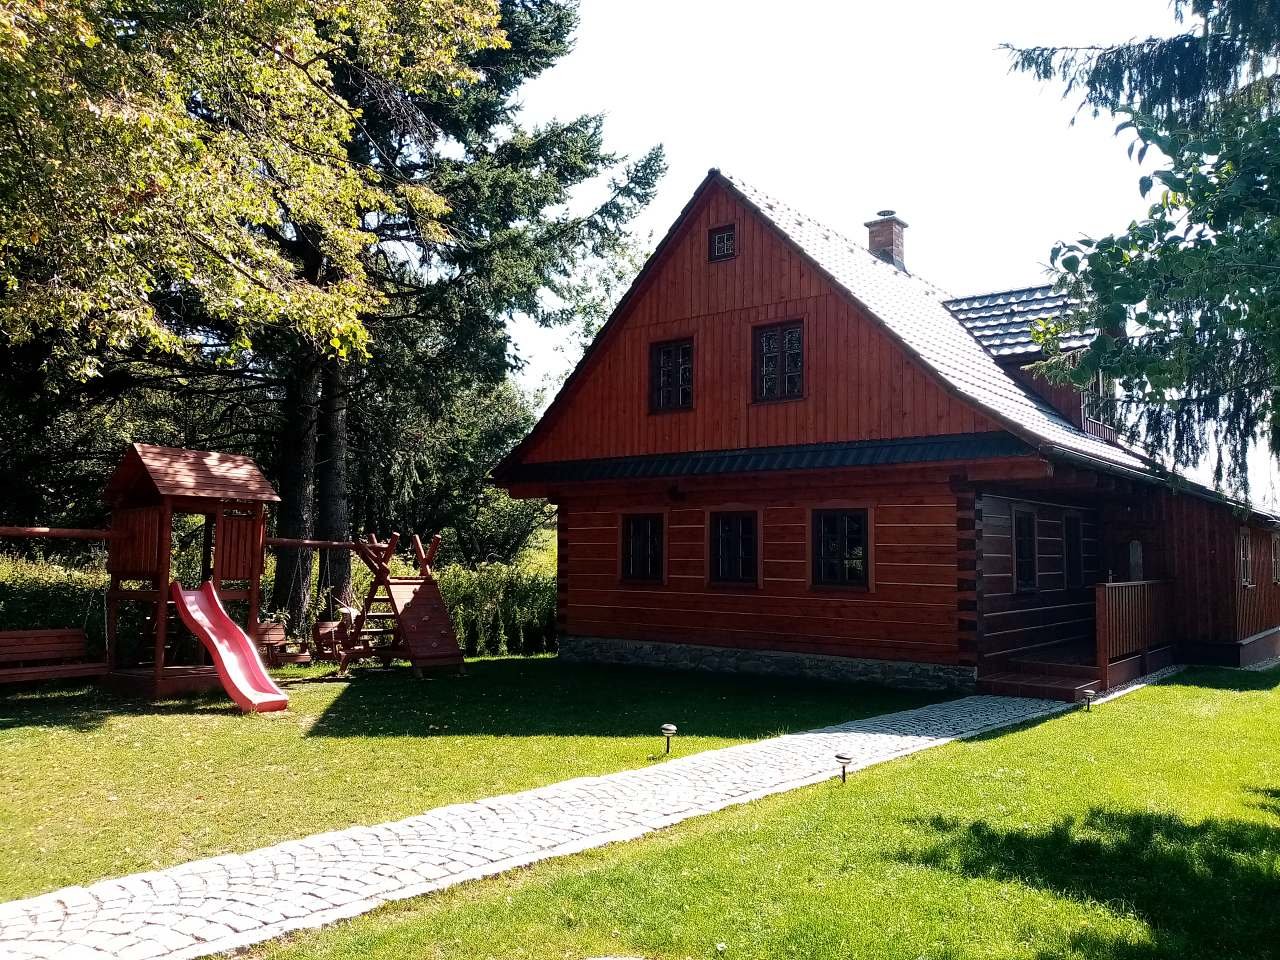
top-left (1095, 580), bottom-right (1171, 687)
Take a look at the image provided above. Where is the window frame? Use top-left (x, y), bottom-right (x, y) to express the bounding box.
top-left (648, 337), bottom-right (695, 413)
top-left (708, 223), bottom-right (737, 262)
top-left (619, 512), bottom-right (665, 584)
top-left (1063, 513), bottom-right (1084, 589)
top-left (1012, 507), bottom-right (1039, 594)
top-left (809, 506), bottom-right (872, 591)
top-left (752, 319), bottom-right (805, 404)
top-left (1272, 532), bottom-right (1280, 585)
top-left (1240, 527), bottom-right (1254, 587)
top-left (707, 510), bottom-right (761, 587)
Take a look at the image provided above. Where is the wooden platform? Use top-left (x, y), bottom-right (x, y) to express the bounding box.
top-left (976, 639), bottom-right (1176, 702)
top-left (106, 666), bottom-right (223, 698)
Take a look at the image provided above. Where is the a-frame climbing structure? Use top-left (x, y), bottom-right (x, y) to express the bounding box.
top-left (340, 533), bottom-right (464, 673)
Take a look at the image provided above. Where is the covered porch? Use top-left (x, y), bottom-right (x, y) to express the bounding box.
top-left (968, 471), bottom-right (1182, 701)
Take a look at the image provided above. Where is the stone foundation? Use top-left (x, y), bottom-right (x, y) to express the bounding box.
top-left (559, 635), bottom-right (976, 692)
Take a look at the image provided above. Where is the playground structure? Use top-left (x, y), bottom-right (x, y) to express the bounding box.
top-left (0, 442), bottom-right (463, 708)
top-left (310, 532), bottom-right (463, 674)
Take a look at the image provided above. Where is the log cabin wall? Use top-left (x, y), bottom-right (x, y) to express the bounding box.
top-left (1152, 490), bottom-right (1238, 647)
top-left (1236, 524), bottom-right (1280, 643)
top-left (522, 182), bottom-right (998, 465)
top-left (555, 475), bottom-right (966, 667)
top-left (976, 493), bottom-right (1101, 658)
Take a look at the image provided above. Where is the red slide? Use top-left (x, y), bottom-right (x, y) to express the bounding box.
top-left (170, 581), bottom-right (288, 713)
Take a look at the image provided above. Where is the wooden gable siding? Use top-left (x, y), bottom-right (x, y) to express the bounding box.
top-left (556, 473), bottom-right (967, 666)
top-left (1005, 364), bottom-right (1117, 444)
top-left (976, 494), bottom-right (1101, 657)
top-left (1237, 525), bottom-right (1280, 642)
top-left (522, 182), bottom-right (997, 464)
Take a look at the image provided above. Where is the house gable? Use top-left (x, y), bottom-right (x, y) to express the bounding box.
top-left (514, 175), bottom-right (998, 466)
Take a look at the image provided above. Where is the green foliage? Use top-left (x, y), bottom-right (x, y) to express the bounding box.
top-left (436, 559), bottom-right (556, 656)
top-left (0, 0), bottom-right (506, 368)
top-left (1009, 1), bottom-right (1280, 496)
top-left (0, 553), bottom-right (108, 648)
top-left (1005, 1), bottom-right (1280, 128)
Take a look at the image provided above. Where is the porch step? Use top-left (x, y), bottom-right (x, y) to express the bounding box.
top-left (1002, 657), bottom-right (1100, 681)
top-left (977, 672), bottom-right (1098, 703)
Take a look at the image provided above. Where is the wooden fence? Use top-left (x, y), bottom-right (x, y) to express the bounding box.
top-left (1095, 580), bottom-right (1171, 687)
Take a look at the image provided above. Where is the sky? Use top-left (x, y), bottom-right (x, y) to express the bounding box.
top-left (507, 0), bottom-right (1280, 506)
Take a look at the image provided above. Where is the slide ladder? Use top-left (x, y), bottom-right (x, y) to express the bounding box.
top-left (170, 581), bottom-right (288, 712)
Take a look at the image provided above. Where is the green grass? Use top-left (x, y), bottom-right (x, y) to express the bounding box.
top-left (244, 667), bottom-right (1280, 960)
top-left (0, 658), bottom-right (939, 900)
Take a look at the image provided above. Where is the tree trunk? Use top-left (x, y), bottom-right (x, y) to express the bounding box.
top-left (316, 358), bottom-right (352, 621)
top-left (269, 355), bottom-right (320, 633)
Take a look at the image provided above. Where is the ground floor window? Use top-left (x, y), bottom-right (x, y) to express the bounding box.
top-left (1240, 528), bottom-right (1253, 586)
top-left (622, 514), bottom-right (664, 582)
top-left (811, 508), bottom-right (868, 588)
top-left (710, 511), bottom-right (758, 585)
top-left (1273, 533), bottom-right (1280, 584)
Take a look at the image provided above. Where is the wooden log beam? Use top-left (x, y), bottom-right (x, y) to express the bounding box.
top-left (264, 536), bottom-right (360, 550)
top-left (0, 525), bottom-right (115, 540)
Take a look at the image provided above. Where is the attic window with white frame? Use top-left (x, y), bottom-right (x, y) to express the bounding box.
top-left (708, 224), bottom-right (736, 262)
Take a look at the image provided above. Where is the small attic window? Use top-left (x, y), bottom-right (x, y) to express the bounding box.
top-left (708, 224), bottom-right (736, 262)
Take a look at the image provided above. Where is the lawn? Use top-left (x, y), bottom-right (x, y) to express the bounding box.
top-left (0, 657), bottom-right (940, 901)
top-left (245, 666), bottom-right (1280, 960)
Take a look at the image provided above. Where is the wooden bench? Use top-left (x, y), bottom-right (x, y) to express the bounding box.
top-left (0, 629), bottom-right (108, 683)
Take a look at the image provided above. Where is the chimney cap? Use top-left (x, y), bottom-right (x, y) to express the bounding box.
top-left (865, 210), bottom-right (909, 228)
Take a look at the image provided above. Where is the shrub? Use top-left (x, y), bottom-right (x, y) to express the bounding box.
top-left (0, 553), bottom-right (110, 654)
top-left (436, 560), bottom-right (557, 657)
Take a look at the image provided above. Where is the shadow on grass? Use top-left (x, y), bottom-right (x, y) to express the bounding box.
top-left (0, 682), bottom-right (239, 732)
top-left (0, 658), bottom-right (948, 740)
top-left (906, 798), bottom-right (1280, 959)
top-left (304, 657), bottom-right (947, 740)
top-left (1161, 665), bottom-right (1280, 693)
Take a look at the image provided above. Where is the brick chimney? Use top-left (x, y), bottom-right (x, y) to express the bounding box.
top-left (865, 210), bottom-right (907, 271)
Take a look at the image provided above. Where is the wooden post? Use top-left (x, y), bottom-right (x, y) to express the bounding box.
top-left (201, 514), bottom-right (215, 583)
top-left (248, 504), bottom-right (265, 635)
top-left (153, 501), bottom-right (173, 682)
top-left (1095, 583), bottom-right (1109, 690)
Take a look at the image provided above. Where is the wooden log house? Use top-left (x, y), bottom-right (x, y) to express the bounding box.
top-left (495, 170), bottom-right (1280, 700)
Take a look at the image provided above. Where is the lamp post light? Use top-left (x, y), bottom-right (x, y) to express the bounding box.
top-left (835, 751), bottom-right (853, 784)
top-left (1082, 689), bottom-right (1097, 712)
top-left (661, 723), bottom-right (678, 755)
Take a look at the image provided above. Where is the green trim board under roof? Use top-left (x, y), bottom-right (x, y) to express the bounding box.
top-left (498, 432), bottom-right (1033, 485)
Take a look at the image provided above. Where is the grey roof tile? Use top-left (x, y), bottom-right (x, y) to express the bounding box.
top-left (723, 173), bottom-right (1152, 477)
top-left (501, 432), bottom-right (1033, 484)
top-left (944, 285), bottom-right (1094, 357)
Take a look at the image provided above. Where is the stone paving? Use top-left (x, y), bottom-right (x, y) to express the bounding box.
top-left (0, 694), bottom-right (1073, 960)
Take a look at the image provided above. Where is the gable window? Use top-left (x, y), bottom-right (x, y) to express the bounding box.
top-left (811, 509), bottom-right (869, 588)
top-left (754, 321), bottom-right (804, 402)
top-left (650, 338), bottom-right (693, 411)
top-left (1240, 528), bottom-right (1254, 586)
top-left (1084, 371), bottom-right (1113, 425)
top-left (710, 511), bottom-right (758, 585)
top-left (622, 514), bottom-right (664, 582)
top-left (1013, 508), bottom-right (1038, 593)
top-left (1064, 514), bottom-right (1084, 588)
top-left (708, 224), bottom-right (736, 262)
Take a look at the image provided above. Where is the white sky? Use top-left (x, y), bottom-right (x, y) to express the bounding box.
top-left (508, 0), bottom-right (1280, 507)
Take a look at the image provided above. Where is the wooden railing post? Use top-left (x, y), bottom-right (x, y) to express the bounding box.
top-left (1095, 582), bottom-right (1109, 690)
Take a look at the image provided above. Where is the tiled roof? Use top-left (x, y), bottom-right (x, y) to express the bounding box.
top-left (944, 285), bottom-right (1094, 358)
top-left (722, 173), bottom-right (1152, 478)
top-left (501, 433), bottom-right (1033, 484)
top-left (106, 443), bottom-right (280, 504)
